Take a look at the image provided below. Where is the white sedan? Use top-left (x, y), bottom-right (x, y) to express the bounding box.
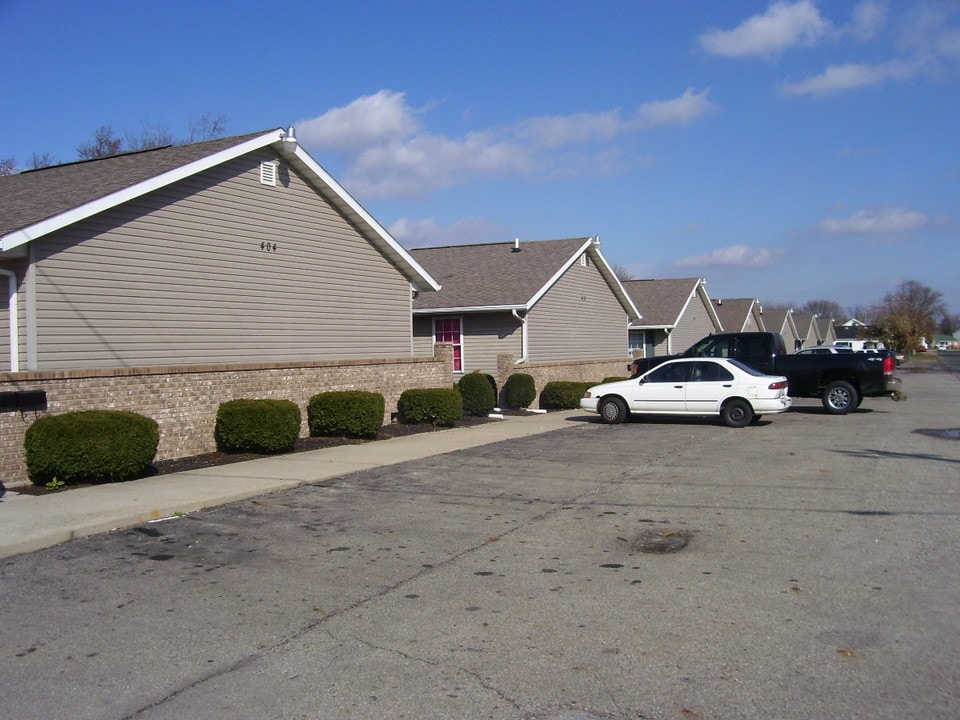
top-left (580, 357), bottom-right (792, 427)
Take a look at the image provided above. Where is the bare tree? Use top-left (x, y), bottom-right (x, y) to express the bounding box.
top-left (939, 312), bottom-right (960, 335)
top-left (125, 121), bottom-right (173, 151)
top-left (800, 299), bottom-right (844, 320)
top-left (611, 264), bottom-right (634, 282)
top-left (186, 114), bottom-right (229, 143)
top-left (77, 125), bottom-right (124, 159)
top-left (0, 158), bottom-right (15, 176)
top-left (29, 152), bottom-right (56, 169)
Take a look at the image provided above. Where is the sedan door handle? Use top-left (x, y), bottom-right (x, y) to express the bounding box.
top-left (723, 384), bottom-right (733, 387)
top-left (674, 385), bottom-right (684, 389)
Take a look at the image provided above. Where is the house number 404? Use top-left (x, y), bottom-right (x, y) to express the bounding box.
top-left (260, 242), bottom-right (278, 252)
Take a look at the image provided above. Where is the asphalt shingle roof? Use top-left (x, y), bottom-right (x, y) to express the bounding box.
top-left (410, 238), bottom-right (591, 310)
top-left (0, 130), bottom-right (273, 238)
top-left (621, 277), bottom-right (701, 327)
top-left (712, 298), bottom-right (759, 332)
top-left (762, 307), bottom-right (790, 334)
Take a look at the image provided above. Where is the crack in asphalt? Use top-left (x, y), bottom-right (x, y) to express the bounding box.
top-left (123, 478), bottom-right (614, 719)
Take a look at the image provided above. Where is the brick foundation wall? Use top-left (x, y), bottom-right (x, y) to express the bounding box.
top-left (495, 355), bottom-right (631, 406)
top-left (0, 345), bottom-right (453, 487)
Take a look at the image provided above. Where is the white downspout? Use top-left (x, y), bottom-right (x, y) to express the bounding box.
top-left (0, 269), bottom-right (19, 371)
top-left (511, 309), bottom-right (528, 362)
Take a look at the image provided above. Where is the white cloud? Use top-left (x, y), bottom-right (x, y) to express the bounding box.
top-left (819, 207), bottom-right (929, 235)
top-left (698, 0), bottom-right (831, 59)
top-left (296, 89), bottom-right (717, 199)
top-left (673, 244), bottom-right (780, 269)
top-left (295, 90), bottom-right (421, 150)
top-left (780, 59), bottom-right (919, 95)
top-left (849, 1), bottom-right (887, 41)
top-left (388, 216), bottom-right (508, 248)
top-left (632, 88), bottom-right (719, 128)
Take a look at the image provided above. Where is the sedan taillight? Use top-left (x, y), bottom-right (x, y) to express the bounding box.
top-left (768, 380), bottom-right (788, 390)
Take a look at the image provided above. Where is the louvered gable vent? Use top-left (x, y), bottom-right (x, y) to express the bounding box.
top-left (260, 161), bottom-right (278, 186)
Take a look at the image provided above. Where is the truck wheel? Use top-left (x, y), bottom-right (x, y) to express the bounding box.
top-left (598, 396), bottom-right (628, 424)
top-left (721, 399), bottom-right (753, 428)
top-left (822, 380), bottom-right (858, 414)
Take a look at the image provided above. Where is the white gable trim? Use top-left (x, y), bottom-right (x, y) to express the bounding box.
top-left (525, 237), bottom-right (641, 322)
top-left (1, 130), bottom-right (286, 252)
top-left (413, 304), bottom-right (526, 315)
top-left (287, 144), bottom-right (440, 292)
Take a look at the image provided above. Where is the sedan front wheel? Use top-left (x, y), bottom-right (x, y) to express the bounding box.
top-left (598, 396), bottom-right (629, 424)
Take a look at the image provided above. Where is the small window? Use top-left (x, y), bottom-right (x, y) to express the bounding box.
top-left (260, 161), bottom-right (278, 186)
top-left (434, 317), bottom-right (463, 373)
top-left (580, 254), bottom-right (589, 267)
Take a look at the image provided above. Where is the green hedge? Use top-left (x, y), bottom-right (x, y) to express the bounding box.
top-left (458, 373), bottom-right (496, 416)
top-left (539, 381), bottom-right (595, 410)
top-left (398, 388), bottom-right (463, 427)
top-left (503, 373), bottom-right (536, 409)
top-left (308, 390), bottom-right (384, 439)
top-left (24, 410), bottom-right (160, 486)
top-left (602, 376), bottom-right (630, 383)
top-left (214, 399), bottom-right (301, 454)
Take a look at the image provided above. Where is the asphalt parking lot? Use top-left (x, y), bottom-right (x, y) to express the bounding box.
top-left (2, 361), bottom-right (958, 720)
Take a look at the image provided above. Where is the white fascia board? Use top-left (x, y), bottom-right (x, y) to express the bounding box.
top-left (526, 237), bottom-right (594, 310)
top-left (289, 145), bottom-right (441, 293)
top-left (582, 240), bottom-right (643, 322)
top-left (526, 238), bottom-right (642, 321)
top-left (672, 281), bottom-right (699, 327)
top-left (413, 304), bottom-right (525, 315)
top-left (1, 130), bottom-right (286, 252)
top-left (630, 322), bottom-right (676, 330)
top-left (698, 280), bottom-right (723, 330)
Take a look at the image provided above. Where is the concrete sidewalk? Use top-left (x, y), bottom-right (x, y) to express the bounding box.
top-left (0, 410), bottom-right (579, 559)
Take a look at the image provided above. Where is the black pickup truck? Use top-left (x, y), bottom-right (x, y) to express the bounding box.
top-left (630, 332), bottom-right (904, 414)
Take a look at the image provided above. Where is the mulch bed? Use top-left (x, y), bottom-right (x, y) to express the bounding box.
top-left (10, 412), bottom-right (527, 496)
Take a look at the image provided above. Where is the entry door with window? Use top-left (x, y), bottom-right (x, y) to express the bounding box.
top-left (434, 317), bottom-right (463, 372)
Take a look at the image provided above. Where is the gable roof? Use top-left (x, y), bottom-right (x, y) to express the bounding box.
top-left (410, 237), bottom-right (640, 320)
top-left (0, 128), bottom-right (439, 292)
top-left (711, 297), bottom-right (763, 332)
top-left (761, 307), bottom-right (792, 334)
top-left (792, 312), bottom-right (818, 340)
top-left (815, 317), bottom-right (835, 337)
top-left (835, 324), bottom-right (862, 340)
top-left (621, 277), bottom-right (720, 330)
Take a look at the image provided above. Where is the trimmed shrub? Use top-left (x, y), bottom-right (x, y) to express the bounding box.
top-left (458, 372), bottom-right (496, 416)
top-left (398, 388), bottom-right (463, 427)
top-left (215, 399), bottom-right (301, 454)
top-left (602, 376), bottom-right (630, 383)
top-left (503, 373), bottom-right (536, 409)
top-left (308, 390), bottom-right (385, 439)
top-left (539, 381), bottom-right (594, 410)
top-left (24, 410), bottom-right (159, 486)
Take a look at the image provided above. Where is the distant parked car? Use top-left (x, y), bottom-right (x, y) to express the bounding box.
top-left (580, 357), bottom-right (792, 428)
top-left (797, 346), bottom-right (854, 354)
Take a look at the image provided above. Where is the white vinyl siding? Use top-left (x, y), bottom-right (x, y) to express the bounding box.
top-left (526, 257), bottom-right (627, 361)
top-left (28, 151), bottom-right (413, 370)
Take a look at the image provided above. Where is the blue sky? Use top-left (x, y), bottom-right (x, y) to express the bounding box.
top-left (3, 0), bottom-right (958, 316)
